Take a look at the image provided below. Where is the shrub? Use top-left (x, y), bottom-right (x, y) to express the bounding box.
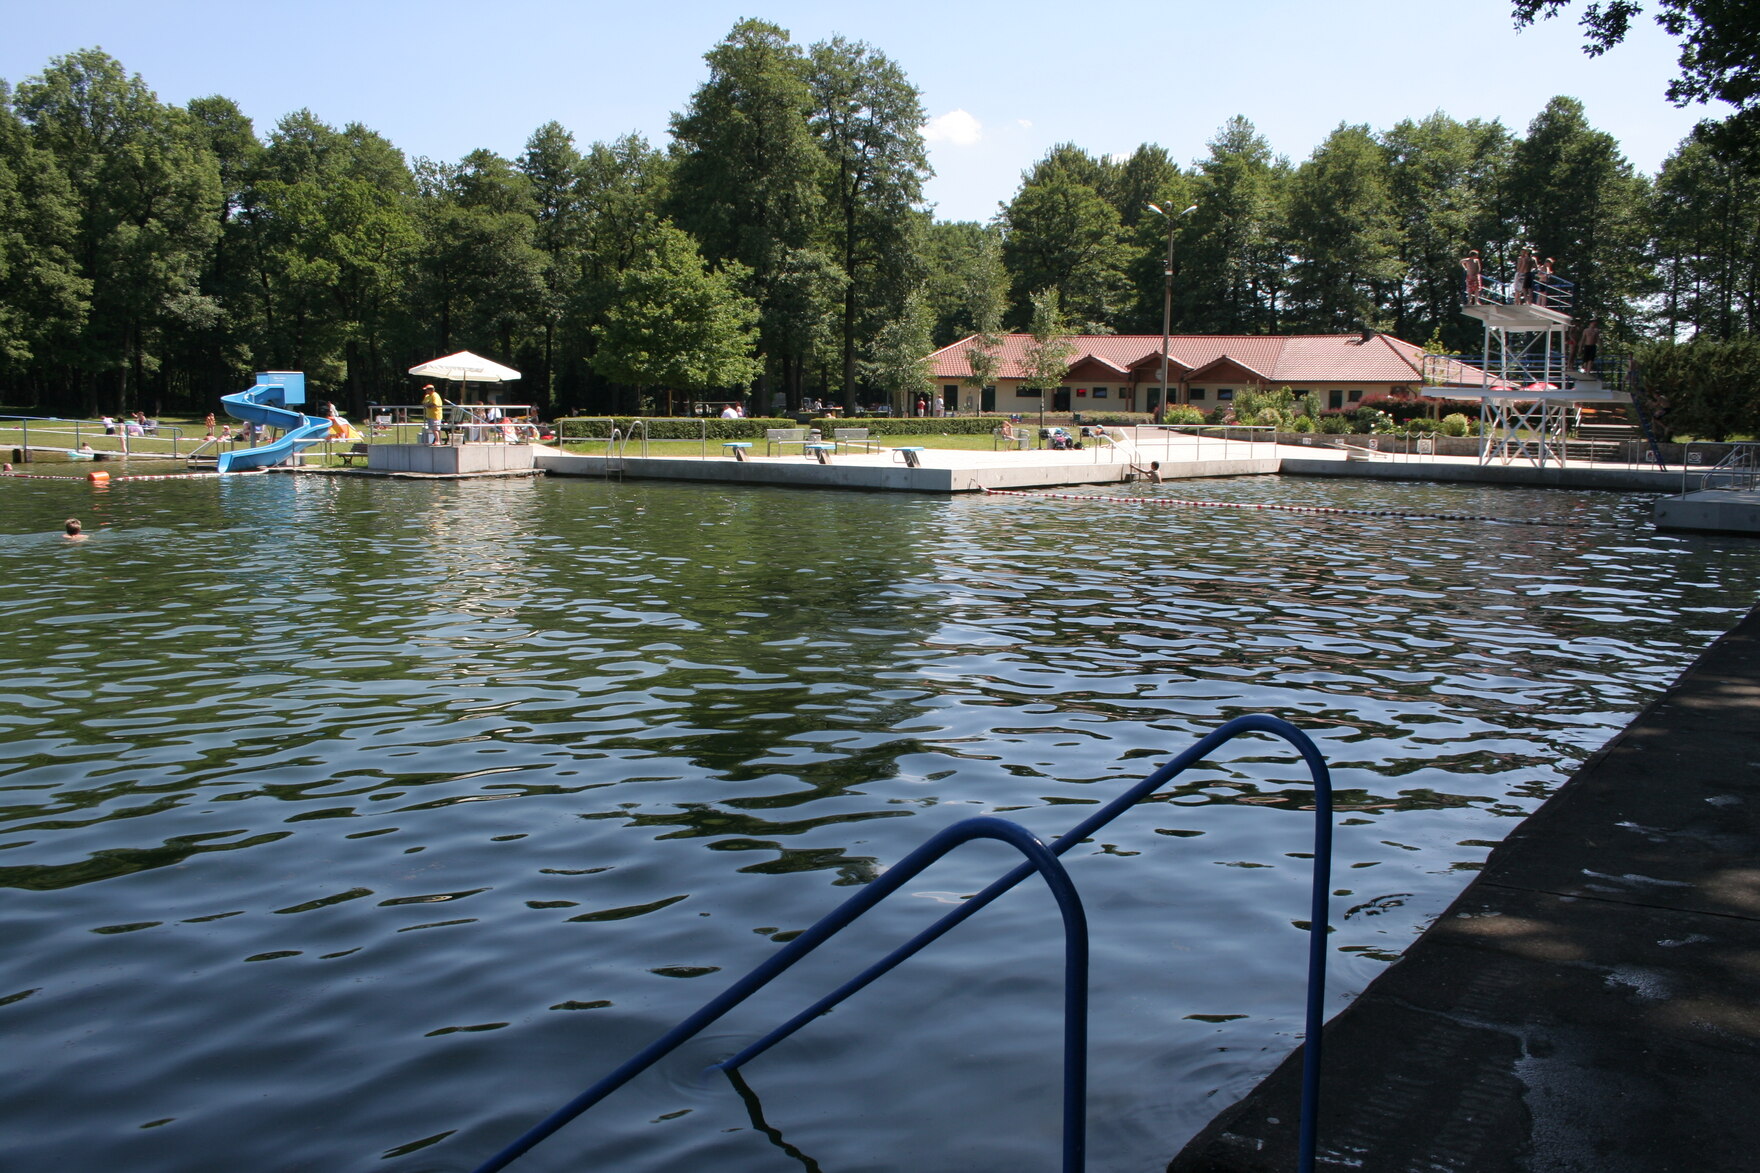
top-left (1438, 412), bottom-right (1472, 437)
top-left (1163, 406), bottom-right (1206, 426)
top-left (1288, 414), bottom-right (1315, 433)
top-left (1351, 406), bottom-right (1397, 434)
top-left (1318, 413), bottom-right (1352, 434)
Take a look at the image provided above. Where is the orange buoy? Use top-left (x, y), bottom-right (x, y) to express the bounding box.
top-left (87, 470), bottom-right (110, 485)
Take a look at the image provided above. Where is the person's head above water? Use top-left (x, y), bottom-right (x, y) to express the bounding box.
top-left (64, 518), bottom-right (83, 537)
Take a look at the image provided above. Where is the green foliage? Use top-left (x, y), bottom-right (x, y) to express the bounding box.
top-left (1019, 288), bottom-right (1076, 402)
top-left (1285, 124), bottom-right (1403, 332)
top-left (1351, 405), bottom-right (1398, 434)
top-left (1318, 413), bottom-right (1353, 434)
top-left (808, 35), bottom-right (929, 408)
top-left (1439, 412), bottom-right (1474, 436)
top-left (1234, 384), bottom-right (1298, 428)
top-left (1636, 336), bottom-right (1760, 441)
top-left (589, 222), bottom-right (760, 395)
top-left (862, 288), bottom-right (935, 414)
top-left (1164, 405), bottom-right (1206, 425)
top-left (1002, 162), bottom-right (1130, 330)
top-left (1288, 414), bottom-right (1315, 433)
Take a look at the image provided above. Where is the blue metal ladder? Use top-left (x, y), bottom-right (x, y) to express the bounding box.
top-left (469, 714), bottom-right (1335, 1173)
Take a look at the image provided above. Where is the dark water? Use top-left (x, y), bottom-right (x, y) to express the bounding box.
top-left (2, 471), bottom-right (1754, 1172)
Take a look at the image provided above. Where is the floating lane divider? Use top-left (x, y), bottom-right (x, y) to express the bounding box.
top-left (982, 486), bottom-right (1586, 528)
top-left (0, 470), bottom-right (229, 482)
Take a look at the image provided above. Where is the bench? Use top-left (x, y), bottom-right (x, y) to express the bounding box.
top-left (832, 427), bottom-right (882, 454)
top-left (992, 425), bottom-right (1030, 451)
top-left (722, 441), bottom-right (752, 461)
top-left (765, 427), bottom-right (808, 457)
top-left (336, 442), bottom-right (370, 466)
top-left (804, 441), bottom-right (836, 464)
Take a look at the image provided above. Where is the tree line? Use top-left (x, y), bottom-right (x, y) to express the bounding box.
top-left (2, 20), bottom-right (1757, 421)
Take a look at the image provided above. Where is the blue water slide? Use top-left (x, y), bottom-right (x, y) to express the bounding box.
top-left (216, 372), bottom-right (330, 473)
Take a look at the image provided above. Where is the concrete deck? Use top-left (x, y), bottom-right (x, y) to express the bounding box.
top-left (1168, 604), bottom-right (1760, 1173)
top-left (1654, 488), bottom-right (1760, 536)
top-left (538, 436), bottom-right (1280, 491)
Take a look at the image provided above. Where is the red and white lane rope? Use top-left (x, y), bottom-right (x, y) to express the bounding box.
top-left (981, 487), bottom-right (1584, 527)
top-left (1, 471), bottom-right (228, 482)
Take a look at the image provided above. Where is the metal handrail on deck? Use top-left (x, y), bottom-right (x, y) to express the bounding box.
top-left (1681, 441), bottom-right (1759, 494)
top-left (470, 714), bottom-right (1334, 1173)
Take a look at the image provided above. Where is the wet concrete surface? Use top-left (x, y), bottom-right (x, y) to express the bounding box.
top-left (1169, 605), bottom-right (1760, 1172)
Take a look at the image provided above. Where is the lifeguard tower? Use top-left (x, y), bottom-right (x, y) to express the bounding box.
top-left (1424, 272), bottom-right (1634, 467)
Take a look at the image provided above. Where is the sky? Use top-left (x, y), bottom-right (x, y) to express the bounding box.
top-left (2, 0), bottom-right (1728, 223)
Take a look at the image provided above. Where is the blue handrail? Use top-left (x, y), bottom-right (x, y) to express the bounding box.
top-left (722, 713), bottom-right (1332, 1172)
top-left (471, 816), bottom-right (1090, 1173)
top-left (470, 714), bottom-right (1333, 1173)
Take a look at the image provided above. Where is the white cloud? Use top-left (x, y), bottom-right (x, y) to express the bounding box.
top-left (922, 109), bottom-right (983, 146)
top-left (1017, 119), bottom-right (1033, 129)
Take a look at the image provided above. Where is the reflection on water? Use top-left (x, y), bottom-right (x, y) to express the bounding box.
top-left (1, 472), bottom-right (1754, 1171)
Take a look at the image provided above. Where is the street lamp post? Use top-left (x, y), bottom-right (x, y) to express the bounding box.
top-left (1146, 203), bottom-right (1197, 420)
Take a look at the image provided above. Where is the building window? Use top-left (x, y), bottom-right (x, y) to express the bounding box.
top-left (1217, 388), bottom-right (1234, 401)
top-left (1018, 385), bottom-right (1042, 398)
top-left (1093, 388), bottom-right (1108, 398)
top-left (1328, 390), bottom-right (1344, 409)
top-left (1189, 388), bottom-right (1207, 401)
top-left (944, 385), bottom-right (958, 396)
top-left (1348, 389), bottom-right (1363, 403)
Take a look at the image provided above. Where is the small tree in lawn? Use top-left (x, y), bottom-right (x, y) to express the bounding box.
top-left (1020, 287), bottom-right (1074, 429)
top-left (959, 301), bottom-right (1003, 418)
top-left (590, 222), bottom-right (761, 414)
top-left (864, 288), bottom-right (936, 417)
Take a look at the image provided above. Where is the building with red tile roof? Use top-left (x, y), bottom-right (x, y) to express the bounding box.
top-left (926, 332), bottom-right (1466, 415)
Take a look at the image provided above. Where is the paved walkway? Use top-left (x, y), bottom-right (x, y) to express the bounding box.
top-left (1168, 606), bottom-right (1760, 1171)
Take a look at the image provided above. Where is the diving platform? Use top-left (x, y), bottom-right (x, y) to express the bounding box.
top-left (1460, 300), bottom-right (1571, 330)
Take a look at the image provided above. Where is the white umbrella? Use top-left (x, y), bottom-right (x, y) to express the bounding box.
top-left (407, 351), bottom-right (521, 396)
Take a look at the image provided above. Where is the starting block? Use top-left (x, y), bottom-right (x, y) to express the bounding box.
top-left (723, 441), bottom-right (752, 461)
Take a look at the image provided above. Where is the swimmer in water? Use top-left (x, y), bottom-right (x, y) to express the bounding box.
top-left (64, 518), bottom-right (87, 541)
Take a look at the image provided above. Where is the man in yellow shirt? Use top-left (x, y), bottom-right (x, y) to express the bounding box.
top-left (422, 384), bottom-right (444, 444)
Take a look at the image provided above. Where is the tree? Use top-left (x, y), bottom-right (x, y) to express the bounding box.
top-left (519, 121), bottom-right (585, 409)
top-left (1507, 96), bottom-right (1652, 328)
top-left (1019, 287), bottom-right (1075, 427)
top-left (1651, 130), bottom-right (1760, 339)
top-left (250, 111), bottom-right (419, 404)
top-left (669, 19), bottom-right (825, 400)
top-left (863, 287), bottom-right (936, 416)
top-left (1513, 1), bottom-right (1760, 153)
top-left (921, 219), bottom-right (1007, 345)
top-left (15, 49), bottom-right (221, 412)
top-left (1383, 113), bottom-right (1513, 352)
top-left (414, 149), bottom-right (545, 363)
top-left (571, 133), bottom-right (670, 412)
top-left (808, 36), bottom-right (930, 412)
top-left (1002, 168), bottom-right (1129, 330)
top-left (590, 222), bottom-right (760, 413)
top-left (1284, 124), bottom-right (1404, 332)
top-left (1179, 117), bottom-right (1289, 333)
top-left (0, 84), bottom-right (89, 398)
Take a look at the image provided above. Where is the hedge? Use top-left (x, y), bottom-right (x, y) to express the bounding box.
top-left (559, 415), bottom-right (1023, 440)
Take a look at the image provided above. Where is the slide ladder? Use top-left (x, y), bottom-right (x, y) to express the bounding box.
top-left (216, 371), bottom-right (329, 473)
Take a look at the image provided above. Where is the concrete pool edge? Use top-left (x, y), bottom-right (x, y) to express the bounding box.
top-left (1166, 600), bottom-right (1760, 1173)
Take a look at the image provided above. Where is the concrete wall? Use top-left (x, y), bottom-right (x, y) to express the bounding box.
top-left (369, 443), bottom-right (535, 474)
